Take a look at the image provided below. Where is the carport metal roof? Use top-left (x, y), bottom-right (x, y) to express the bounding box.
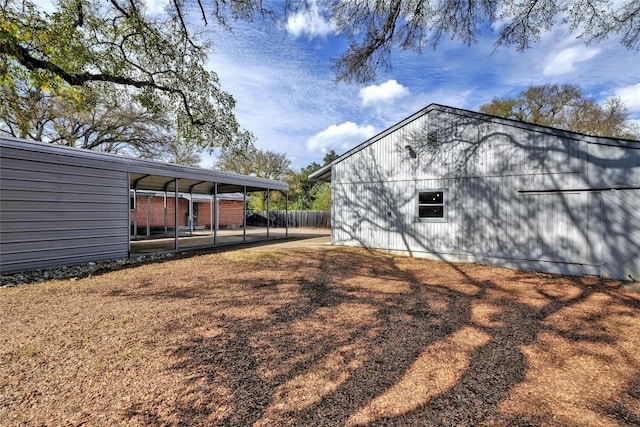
top-left (2, 137), bottom-right (288, 194)
top-left (127, 160), bottom-right (288, 194)
top-left (129, 171), bottom-right (286, 194)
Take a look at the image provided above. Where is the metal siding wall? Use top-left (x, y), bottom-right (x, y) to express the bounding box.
top-left (335, 111), bottom-right (585, 183)
top-left (406, 175), bottom-right (594, 265)
top-left (512, 191), bottom-right (592, 263)
top-left (331, 108), bottom-right (631, 276)
top-left (586, 144), bottom-right (640, 187)
top-left (601, 190), bottom-right (640, 280)
top-left (0, 145), bottom-right (129, 274)
top-left (332, 182), bottom-right (357, 246)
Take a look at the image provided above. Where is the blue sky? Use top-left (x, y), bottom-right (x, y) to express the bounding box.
top-left (198, 5), bottom-right (640, 170)
top-left (39, 1), bottom-right (640, 170)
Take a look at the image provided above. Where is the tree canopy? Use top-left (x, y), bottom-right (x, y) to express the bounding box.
top-left (480, 84), bottom-right (639, 139)
top-left (214, 145), bottom-right (292, 181)
top-left (0, 74), bottom-right (177, 155)
top-left (0, 0), bottom-right (249, 154)
top-left (3, 1), bottom-right (637, 167)
top-left (214, 148), bottom-right (338, 211)
top-left (214, 145), bottom-right (292, 210)
top-left (3, 0), bottom-right (637, 97)
top-left (287, 150), bottom-right (338, 210)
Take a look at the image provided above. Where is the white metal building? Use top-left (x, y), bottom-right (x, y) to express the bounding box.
top-left (0, 137), bottom-right (289, 274)
top-left (311, 104), bottom-right (640, 281)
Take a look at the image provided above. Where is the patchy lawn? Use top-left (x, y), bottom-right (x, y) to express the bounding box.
top-left (1, 246), bottom-right (639, 426)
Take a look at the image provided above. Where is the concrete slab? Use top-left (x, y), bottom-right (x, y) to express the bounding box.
top-left (130, 227), bottom-right (330, 254)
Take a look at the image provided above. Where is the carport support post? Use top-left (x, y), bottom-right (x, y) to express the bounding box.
top-left (127, 175), bottom-right (131, 256)
top-left (285, 190), bottom-right (289, 238)
top-left (188, 193), bottom-right (193, 236)
top-left (213, 183), bottom-right (218, 245)
top-left (210, 191), bottom-right (213, 237)
top-left (243, 186), bottom-right (247, 242)
top-left (174, 178), bottom-right (179, 252)
top-left (266, 190), bottom-right (270, 239)
top-left (146, 196), bottom-right (151, 237)
top-left (133, 189), bottom-right (137, 239)
top-left (163, 191), bottom-right (168, 237)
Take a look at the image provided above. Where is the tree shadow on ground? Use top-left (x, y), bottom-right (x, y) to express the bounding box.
top-left (112, 246), bottom-right (640, 426)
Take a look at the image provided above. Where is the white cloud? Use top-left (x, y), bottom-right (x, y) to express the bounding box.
top-left (202, 5), bottom-right (640, 168)
top-left (614, 83), bottom-right (640, 112)
top-left (307, 122), bottom-right (377, 154)
top-left (286, 3), bottom-right (336, 39)
top-left (543, 45), bottom-right (601, 76)
top-left (144, 0), bottom-right (166, 15)
top-left (359, 80), bottom-right (410, 107)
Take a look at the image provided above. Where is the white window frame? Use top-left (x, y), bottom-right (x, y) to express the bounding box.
top-left (417, 189), bottom-right (447, 222)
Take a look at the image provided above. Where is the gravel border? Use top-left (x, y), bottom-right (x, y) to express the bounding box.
top-left (0, 253), bottom-right (177, 287)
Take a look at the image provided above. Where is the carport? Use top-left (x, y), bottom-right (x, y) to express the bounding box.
top-left (128, 170), bottom-right (290, 254)
top-left (0, 136), bottom-right (289, 274)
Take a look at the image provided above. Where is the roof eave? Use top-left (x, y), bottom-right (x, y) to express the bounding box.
top-left (309, 163), bottom-right (332, 182)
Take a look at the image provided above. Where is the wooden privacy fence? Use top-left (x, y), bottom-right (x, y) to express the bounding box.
top-left (248, 210), bottom-right (330, 228)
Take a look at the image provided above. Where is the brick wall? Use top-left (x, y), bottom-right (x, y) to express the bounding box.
top-left (130, 196), bottom-right (187, 229)
top-left (218, 200), bottom-right (244, 227)
top-left (130, 196), bottom-right (245, 231)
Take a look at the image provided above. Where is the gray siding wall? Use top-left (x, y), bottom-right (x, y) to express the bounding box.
top-left (331, 108), bottom-right (640, 279)
top-left (1, 144), bottom-right (129, 274)
top-left (601, 189), bottom-right (640, 281)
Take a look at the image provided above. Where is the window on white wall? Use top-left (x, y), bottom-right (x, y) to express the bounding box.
top-left (418, 190), bottom-right (446, 219)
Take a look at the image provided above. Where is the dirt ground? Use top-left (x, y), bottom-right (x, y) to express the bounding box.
top-left (1, 243), bottom-right (639, 426)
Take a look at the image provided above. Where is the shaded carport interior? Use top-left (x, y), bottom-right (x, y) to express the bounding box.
top-left (128, 169), bottom-right (291, 254)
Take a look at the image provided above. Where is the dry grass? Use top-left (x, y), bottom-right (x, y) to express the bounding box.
top-left (1, 246), bottom-right (639, 426)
